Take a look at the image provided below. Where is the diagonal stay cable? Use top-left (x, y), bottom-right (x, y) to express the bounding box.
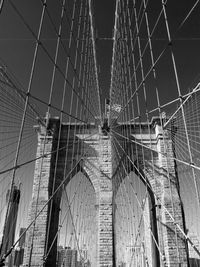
top-left (0, 1), bottom-right (48, 258)
top-left (111, 128), bottom-right (200, 172)
top-left (0, 68), bottom-right (44, 125)
top-left (38, 0), bottom-right (100, 121)
top-left (177, 0), bottom-right (200, 31)
top-left (8, 0), bottom-right (99, 123)
top-left (0, 78), bottom-right (88, 124)
top-left (0, 130), bottom-right (98, 176)
top-left (0, 152), bottom-right (90, 262)
top-left (112, 137), bottom-right (164, 264)
top-left (88, 0), bottom-right (102, 124)
top-left (111, 131), bottom-right (200, 258)
top-left (109, 0), bottom-right (200, 127)
top-left (42, 178), bottom-right (85, 265)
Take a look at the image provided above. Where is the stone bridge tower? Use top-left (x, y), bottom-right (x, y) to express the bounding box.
top-left (23, 117), bottom-right (188, 267)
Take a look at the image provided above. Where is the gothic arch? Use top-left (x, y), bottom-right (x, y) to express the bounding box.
top-left (112, 156), bottom-right (160, 267)
top-left (23, 118), bottom-right (188, 267)
top-left (24, 119), bottom-right (101, 267)
top-left (112, 120), bottom-right (188, 266)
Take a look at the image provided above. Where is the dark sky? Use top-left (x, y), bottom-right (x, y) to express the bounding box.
top-left (93, 0), bottom-right (116, 101)
top-left (92, 0), bottom-right (200, 115)
top-left (0, 0), bottom-right (199, 113)
top-left (0, 0), bottom-right (115, 116)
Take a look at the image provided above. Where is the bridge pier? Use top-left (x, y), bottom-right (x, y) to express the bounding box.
top-left (141, 121), bottom-right (188, 266)
top-left (155, 123), bottom-right (188, 266)
top-left (112, 119), bottom-right (188, 266)
top-left (23, 124), bottom-right (54, 267)
top-left (23, 119), bottom-right (114, 267)
top-left (98, 135), bottom-right (113, 266)
top-left (23, 117), bottom-right (188, 267)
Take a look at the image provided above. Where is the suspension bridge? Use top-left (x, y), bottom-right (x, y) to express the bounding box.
top-left (0, 0), bottom-right (200, 266)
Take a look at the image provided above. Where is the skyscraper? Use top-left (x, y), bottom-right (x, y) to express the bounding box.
top-left (57, 247), bottom-right (78, 267)
top-left (13, 228), bottom-right (26, 267)
top-left (0, 186), bottom-right (20, 267)
top-left (18, 228), bottom-right (26, 248)
top-left (13, 248), bottom-right (24, 267)
top-left (71, 250), bottom-right (77, 267)
top-left (76, 261), bottom-right (82, 267)
top-left (65, 247), bottom-right (72, 267)
top-left (56, 246), bottom-right (75, 267)
top-left (57, 246), bottom-right (65, 267)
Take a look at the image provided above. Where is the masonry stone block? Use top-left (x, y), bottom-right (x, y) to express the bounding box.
top-left (23, 118), bottom-right (188, 267)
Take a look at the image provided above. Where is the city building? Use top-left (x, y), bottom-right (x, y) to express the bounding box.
top-left (57, 246), bottom-right (78, 267)
top-left (18, 228), bottom-right (26, 248)
top-left (71, 249), bottom-right (77, 267)
top-left (188, 233), bottom-right (200, 266)
top-left (188, 233), bottom-right (200, 259)
top-left (84, 260), bottom-right (91, 267)
top-left (57, 246), bottom-right (65, 267)
top-left (12, 227), bottom-right (26, 267)
top-left (0, 187), bottom-right (20, 267)
top-left (76, 261), bottom-right (82, 267)
top-left (13, 247), bottom-right (24, 267)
